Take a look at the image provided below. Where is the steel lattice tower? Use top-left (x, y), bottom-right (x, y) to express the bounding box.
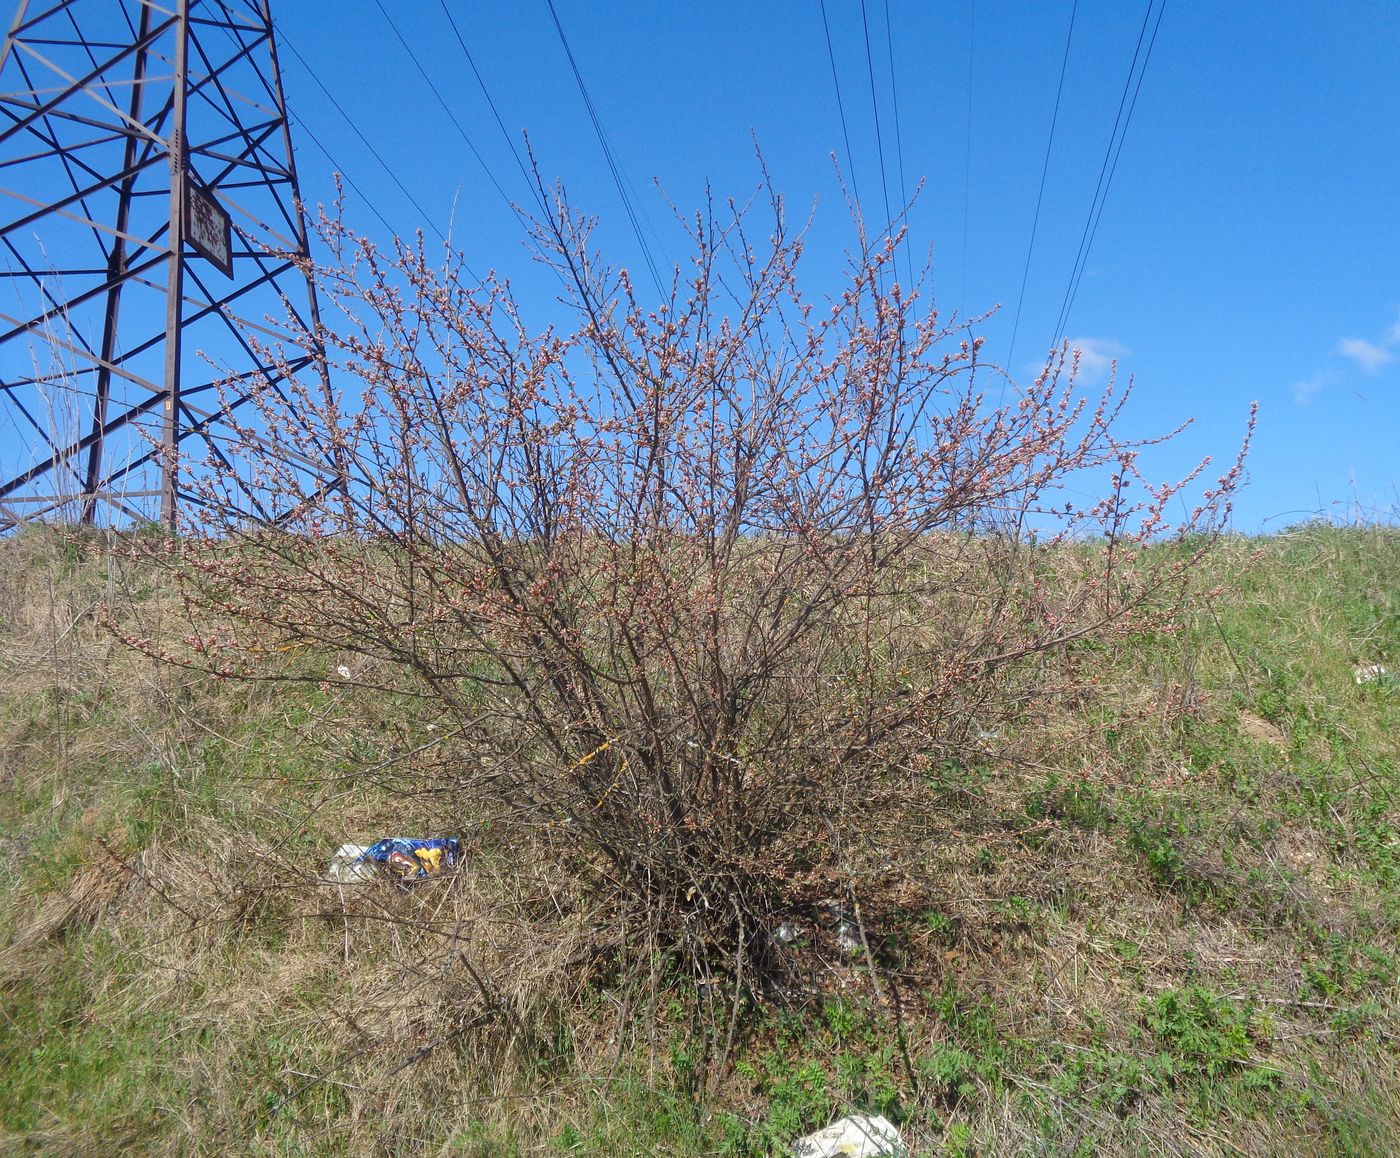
top-left (0, 0), bottom-right (338, 527)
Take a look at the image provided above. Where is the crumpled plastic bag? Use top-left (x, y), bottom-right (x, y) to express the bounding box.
top-left (326, 843), bottom-right (374, 883)
top-left (793, 1114), bottom-right (905, 1158)
top-left (326, 837), bottom-right (461, 883)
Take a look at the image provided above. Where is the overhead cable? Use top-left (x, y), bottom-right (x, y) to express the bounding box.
top-left (371, 0), bottom-right (535, 240)
top-left (1006, 0), bottom-right (1078, 371)
top-left (818, 0), bottom-right (862, 208)
top-left (434, 0), bottom-right (550, 221)
top-left (289, 106), bottom-right (403, 244)
top-left (881, 0), bottom-right (915, 287)
top-left (276, 29), bottom-right (448, 243)
top-left (1051, 0), bottom-right (1167, 349)
top-left (544, 0), bottom-right (666, 299)
top-left (858, 0), bottom-right (895, 243)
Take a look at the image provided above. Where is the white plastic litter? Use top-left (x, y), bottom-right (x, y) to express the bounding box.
top-left (835, 917), bottom-right (862, 955)
top-left (326, 843), bottom-right (374, 883)
top-left (1355, 663), bottom-right (1391, 686)
top-left (793, 1114), bottom-right (905, 1158)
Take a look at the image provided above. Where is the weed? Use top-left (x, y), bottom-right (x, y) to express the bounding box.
top-left (922, 910), bottom-right (956, 944)
top-left (1142, 985), bottom-right (1255, 1080)
top-left (1026, 775), bottom-right (1109, 830)
top-left (918, 1043), bottom-right (981, 1102)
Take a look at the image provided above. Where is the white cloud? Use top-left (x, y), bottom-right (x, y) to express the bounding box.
top-left (1386, 308), bottom-right (1400, 345)
top-left (1293, 310), bottom-right (1400, 406)
top-left (1337, 337), bottom-right (1392, 373)
top-left (1291, 370), bottom-right (1335, 406)
top-left (1064, 336), bottom-right (1128, 382)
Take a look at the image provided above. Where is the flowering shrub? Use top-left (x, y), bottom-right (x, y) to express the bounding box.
top-left (137, 181), bottom-right (1250, 987)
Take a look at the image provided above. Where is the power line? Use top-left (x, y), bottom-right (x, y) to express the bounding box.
top-left (543, 0), bottom-right (666, 300)
top-left (1051, 0), bottom-right (1167, 348)
top-left (1006, 0), bottom-right (1078, 370)
top-left (371, 0), bottom-right (532, 240)
top-left (1057, 0), bottom-right (1166, 346)
top-left (426, 4), bottom-right (580, 296)
top-left (858, 0), bottom-right (895, 241)
top-left (818, 0), bottom-right (862, 208)
top-left (276, 29), bottom-right (448, 244)
top-left (243, 20), bottom-right (437, 255)
top-left (881, 0), bottom-right (915, 287)
top-left (434, 0), bottom-right (550, 220)
top-left (291, 107), bottom-right (402, 244)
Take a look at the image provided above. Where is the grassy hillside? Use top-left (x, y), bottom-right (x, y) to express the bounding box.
top-left (1, 524), bottom-right (1398, 1156)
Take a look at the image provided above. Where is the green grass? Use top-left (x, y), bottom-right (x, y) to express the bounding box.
top-left (2, 523), bottom-right (1400, 1153)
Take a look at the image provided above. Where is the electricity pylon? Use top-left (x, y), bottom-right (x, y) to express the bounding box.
top-left (0, 0), bottom-right (338, 528)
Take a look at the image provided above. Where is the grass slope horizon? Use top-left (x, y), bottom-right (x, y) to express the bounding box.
top-left (1, 522), bottom-right (1398, 1156)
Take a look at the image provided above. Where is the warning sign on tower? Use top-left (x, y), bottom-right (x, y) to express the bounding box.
top-left (186, 180), bottom-right (233, 277)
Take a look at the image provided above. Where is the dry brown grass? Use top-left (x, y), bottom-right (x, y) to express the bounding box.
top-left (2, 526), bottom-right (1399, 1155)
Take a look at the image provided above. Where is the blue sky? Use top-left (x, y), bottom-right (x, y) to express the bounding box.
top-left (270, 0), bottom-right (1399, 531)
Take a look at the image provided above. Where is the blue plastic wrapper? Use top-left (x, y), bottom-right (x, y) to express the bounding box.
top-left (357, 837), bottom-right (461, 880)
